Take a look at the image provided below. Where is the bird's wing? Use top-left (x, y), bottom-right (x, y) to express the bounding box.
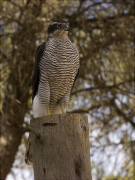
top-left (71, 69), bottom-right (79, 93)
top-left (71, 49), bottom-right (80, 93)
top-left (32, 42), bottom-right (46, 100)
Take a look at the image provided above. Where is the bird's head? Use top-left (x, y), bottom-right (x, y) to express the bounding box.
top-left (47, 20), bottom-right (70, 38)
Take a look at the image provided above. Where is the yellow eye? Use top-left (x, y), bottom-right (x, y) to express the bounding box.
top-left (57, 24), bottom-right (61, 28)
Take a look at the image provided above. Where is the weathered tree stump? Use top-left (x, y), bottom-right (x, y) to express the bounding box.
top-left (30, 113), bottom-right (92, 180)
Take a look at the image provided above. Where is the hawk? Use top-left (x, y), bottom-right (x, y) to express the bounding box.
top-left (25, 20), bottom-right (79, 164)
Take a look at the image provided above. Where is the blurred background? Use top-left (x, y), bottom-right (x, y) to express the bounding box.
top-left (1, 0), bottom-right (134, 180)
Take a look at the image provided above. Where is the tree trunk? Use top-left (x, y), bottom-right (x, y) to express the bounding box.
top-left (0, 103), bottom-right (26, 179)
top-left (31, 113), bottom-right (92, 180)
top-left (0, 2), bottom-right (43, 179)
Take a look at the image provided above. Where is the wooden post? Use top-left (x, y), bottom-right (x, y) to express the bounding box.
top-left (30, 113), bottom-right (92, 180)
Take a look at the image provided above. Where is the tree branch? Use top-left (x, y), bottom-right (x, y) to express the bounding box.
top-left (27, 126), bottom-right (40, 139)
top-left (70, 101), bottom-right (111, 113)
top-left (71, 79), bottom-right (134, 96)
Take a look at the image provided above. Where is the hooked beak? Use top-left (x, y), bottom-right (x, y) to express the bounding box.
top-left (65, 24), bottom-right (70, 31)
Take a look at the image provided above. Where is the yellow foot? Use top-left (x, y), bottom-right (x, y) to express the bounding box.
top-left (61, 107), bottom-right (65, 114)
top-left (46, 106), bottom-right (51, 115)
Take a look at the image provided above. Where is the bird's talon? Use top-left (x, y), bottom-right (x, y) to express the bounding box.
top-left (47, 106), bottom-right (51, 115)
top-left (62, 107), bottom-right (65, 114)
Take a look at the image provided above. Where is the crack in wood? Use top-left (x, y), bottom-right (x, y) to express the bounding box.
top-left (43, 167), bottom-right (46, 175)
top-left (42, 123), bottom-right (57, 127)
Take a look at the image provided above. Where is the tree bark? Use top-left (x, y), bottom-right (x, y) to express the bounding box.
top-left (31, 113), bottom-right (92, 180)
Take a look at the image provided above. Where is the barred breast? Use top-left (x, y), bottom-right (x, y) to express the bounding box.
top-left (38, 36), bottom-right (79, 110)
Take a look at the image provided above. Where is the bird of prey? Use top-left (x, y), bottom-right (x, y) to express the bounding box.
top-left (25, 20), bottom-right (79, 164)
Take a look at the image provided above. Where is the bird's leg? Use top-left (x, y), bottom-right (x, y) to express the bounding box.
top-left (46, 106), bottom-right (51, 115)
top-left (61, 107), bottom-right (65, 114)
top-left (60, 92), bottom-right (70, 114)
